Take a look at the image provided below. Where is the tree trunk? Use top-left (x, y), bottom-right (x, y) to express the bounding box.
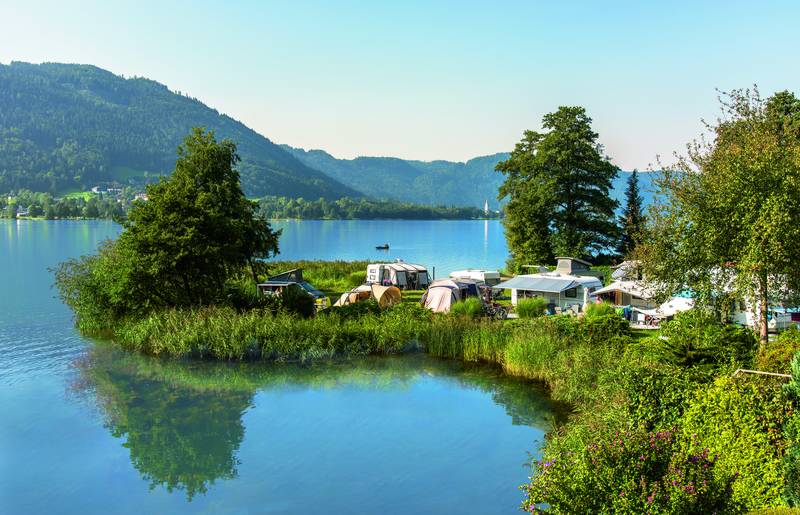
top-left (182, 273), bottom-right (192, 304)
top-left (758, 272), bottom-right (769, 349)
top-left (249, 258), bottom-right (259, 285)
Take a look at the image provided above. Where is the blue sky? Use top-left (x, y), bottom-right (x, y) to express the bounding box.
top-left (1, 0), bottom-right (798, 169)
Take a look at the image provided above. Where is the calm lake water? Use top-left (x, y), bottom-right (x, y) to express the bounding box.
top-left (0, 220), bottom-right (550, 514)
top-left (270, 219), bottom-right (509, 276)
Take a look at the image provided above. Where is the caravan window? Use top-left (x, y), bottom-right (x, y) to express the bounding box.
top-left (565, 287), bottom-right (577, 298)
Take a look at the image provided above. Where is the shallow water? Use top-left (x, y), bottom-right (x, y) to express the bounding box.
top-left (0, 220), bottom-right (548, 514)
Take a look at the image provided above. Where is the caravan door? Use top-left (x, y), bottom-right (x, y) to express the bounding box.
top-left (394, 270), bottom-right (408, 288)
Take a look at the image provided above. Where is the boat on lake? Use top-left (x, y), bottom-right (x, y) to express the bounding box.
top-left (375, 243), bottom-right (390, 250)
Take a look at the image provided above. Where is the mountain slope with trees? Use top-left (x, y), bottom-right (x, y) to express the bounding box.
top-left (0, 62), bottom-right (360, 199)
top-left (282, 146), bottom-right (510, 208)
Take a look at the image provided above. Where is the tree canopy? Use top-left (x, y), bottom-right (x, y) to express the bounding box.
top-left (636, 88), bottom-right (800, 345)
top-left (56, 128), bottom-right (280, 325)
top-left (618, 170), bottom-right (646, 256)
top-left (496, 106), bottom-right (619, 269)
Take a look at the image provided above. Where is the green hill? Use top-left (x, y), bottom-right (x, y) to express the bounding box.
top-left (282, 146), bottom-right (510, 208)
top-left (282, 146), bottom-right (661, 210)
top-left (0, 62), bottom-right (360, 199)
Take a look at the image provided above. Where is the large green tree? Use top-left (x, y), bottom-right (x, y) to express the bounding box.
top-left (119, 128), bottom-right (280, 306)
top-left (56, 128), bottom-right (280, 325)
top-left (618, 169), bottom-right (646, 256)
top-left (637, 89), bottom-right (800, 346)
top-left (496, 106), bottom-right (619, 269)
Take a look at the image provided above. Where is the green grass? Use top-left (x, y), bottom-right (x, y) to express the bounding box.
top-left (515, 298), bottom-right (547, 318)
top-left (62, 191), bottom-right (96, 201)
top-left (450, 297), bottom-right (484, 319)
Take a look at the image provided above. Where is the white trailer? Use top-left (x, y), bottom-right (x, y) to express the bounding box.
top-left (449, 269), bottom-right (501, 287)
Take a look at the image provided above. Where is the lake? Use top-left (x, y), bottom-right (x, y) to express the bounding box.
top-left (269, 219), bottom-right (509, 276)
top-left (0, 220), bottom-right (551, 514)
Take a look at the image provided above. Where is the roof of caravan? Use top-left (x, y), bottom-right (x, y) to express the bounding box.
top-left (555, 256), bottom-right (594, 267)
top-left (369, 262), bottom-right (428, 272)
top-left (428, 278), bottom-right (477, 289)
top-left (494, 273), bottom-right (602, 292)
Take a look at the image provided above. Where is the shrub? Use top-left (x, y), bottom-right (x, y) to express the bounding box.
top-left (620, 364), bottom-right (707, 431)
top-left (658, 310), bottom-right (757, 369)
top-left (522, 428), bottom-right (735, 514)
top-left (322, 300), bottom-right (381, 320)
top-left (584, 301), bottom-right (616, 319)
top-left (783, 413), bottom-right (800, 507)
top-left (579, 313), bottom-right (631, 346)
top-left (681, 376), bottom-right (792, 510)
top-left (784, 354), bottom-right (800, 507)
top-left (450, 297), bottom-right (484, 319)
top-left (516, 298), bottom-right (547, 318)
top-left (758, 329), bottom-right (800, 374)
top-left (279, 285), bottom-right (316, 318)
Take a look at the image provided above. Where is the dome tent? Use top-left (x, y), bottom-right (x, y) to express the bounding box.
top-left (333, 284), bottom-right (402, 308)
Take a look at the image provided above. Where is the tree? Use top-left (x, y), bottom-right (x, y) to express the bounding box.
top-left (618, 170), bottom-right (645, 256)
top-left (496, 106), bottom-right (619, 269)
top-left (56, 128), bottom-right (282, 324)
top-left (637, 88), bottom-right (800, 347)
top-left (118, 128), bottom-right (280, 306)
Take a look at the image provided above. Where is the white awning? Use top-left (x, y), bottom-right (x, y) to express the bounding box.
top-left (593, 280), bottom-right (653, 299)
top-left (494, 276), bottom-right (578, 293)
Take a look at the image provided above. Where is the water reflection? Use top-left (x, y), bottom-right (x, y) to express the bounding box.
top-left (74, 344), bottom-right (559, 501)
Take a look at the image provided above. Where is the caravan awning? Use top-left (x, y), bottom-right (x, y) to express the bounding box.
top-left (493, 276), bottom-right (578, 293)
top-left (593, 280), bottom-right (652, 299)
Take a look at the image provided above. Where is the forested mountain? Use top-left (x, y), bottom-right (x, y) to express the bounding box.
top-left (282, 146), bottom-right (509, 208)
top-left (283, 145), bottom-right (660, 210)
top-left (0, 62), bottom-right (360, 198)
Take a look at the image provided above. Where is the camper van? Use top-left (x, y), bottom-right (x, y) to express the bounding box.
top-left (366, 261), bottom-right (430, 290)
top-left (449, 269), bottom-right (501, 287)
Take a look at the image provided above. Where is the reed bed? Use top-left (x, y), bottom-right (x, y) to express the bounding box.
top-left (115, 304), bottom-right (427, 361)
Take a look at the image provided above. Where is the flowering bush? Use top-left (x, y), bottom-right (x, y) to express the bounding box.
top-left (522, 429), bottom-right (735, 514)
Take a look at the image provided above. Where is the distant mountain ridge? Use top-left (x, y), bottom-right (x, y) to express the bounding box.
top-left (0, 62), bottom-right (660, 208)
top-left (0, 62), bottom-right (360, 198)
top-left (284, 145), bottom-right (660, 210)
top-left (282, 145), bottom-right (510, 208)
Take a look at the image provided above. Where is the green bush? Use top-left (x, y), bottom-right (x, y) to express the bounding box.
top-left (783, 353), bottom-right (800, 507)
top-left (584, 301), bottom-right (616, 319)
top-left (450, 297), bottom-right (484, 319)
top-left (681, 376), bottom-right (792, 510)
top-left (515, 298), bottom-right (547, 318)
top-left (658, 310), bottom-right (757, 369)
top-left (522, 428), bottom-right (735, 514)
top-left (322, 300), bottom-right (382, 320)
top-left (278, 284), bottom-right (316, 318)
top-left (758, 329), bottom-right (800, 374)
top-left (579, 313), bottom-right (631, 346)
top-left (621, 364), bottom-right (707, 431)
top-left (783, 414), bottom-right (800, 507)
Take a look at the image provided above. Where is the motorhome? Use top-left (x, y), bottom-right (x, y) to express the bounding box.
top-left (493, 257), bottom-right (603, 313)
top-left (449, 269), bottom-right (501, 287)
top-left (366, 261), bottom-right (430, 290)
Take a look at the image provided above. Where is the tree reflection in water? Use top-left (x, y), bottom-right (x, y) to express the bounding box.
top-left (73, 343), bottom-right (562, 500)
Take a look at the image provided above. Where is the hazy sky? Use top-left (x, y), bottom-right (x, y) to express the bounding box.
top-left (1, 0), bottom-right (798, 169)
